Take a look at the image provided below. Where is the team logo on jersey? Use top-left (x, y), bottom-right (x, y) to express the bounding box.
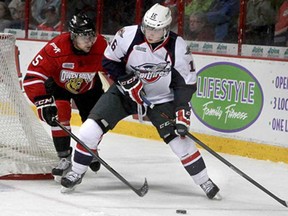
top-left (117, 28), bottom-right (125, 38)
top-left (185, 45), bottom-right (192, 55)
top-left (65, 78), bottom-right (84, 94)
top-left (131, 62), bottom-right (170, 83)
top-left (49, 42), bottom-right (61, 53)
top-left (60, 70), bottom-right (96, 94)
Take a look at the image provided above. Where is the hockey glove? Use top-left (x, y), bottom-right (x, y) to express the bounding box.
top-left (44, 77), bottom-right (58, 95)
top-left (34, 95), bottom-right (58, 126)
top-left (175, 107), bottom-right (191, 137)
top-left (118, 73), bottom-right (144, 104)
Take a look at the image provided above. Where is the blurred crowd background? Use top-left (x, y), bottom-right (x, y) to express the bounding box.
top-left (0, 0), bottom-right (287, 48)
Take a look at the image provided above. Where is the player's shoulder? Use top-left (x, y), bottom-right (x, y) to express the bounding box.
top-left (95, 34), bottom-right (107, 44)
top-left (115, 25), bottom-right (138, 39)
top-left (43, 32), bottom-right (72, 57)
top-left (164, 32), bottom-right (191, 57)
top-left (168, 32), bottom-right (187, 47)
top-left (122, 25), bottom-right (138, 32)
top-left (112, 25), bottom-right (141, 49)
top-left (168, 31), bottom-right (179, 43)
top-left (91, 34), bottom-right (108, 54)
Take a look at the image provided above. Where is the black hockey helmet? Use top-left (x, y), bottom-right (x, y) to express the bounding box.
top-left (69, 13), bottom-right (95, 37)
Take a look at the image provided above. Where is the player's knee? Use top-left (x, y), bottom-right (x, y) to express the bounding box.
top-left (78, 119), bottom-right (103, 149)
top-left (168, 136), bottom-right (198, 158)
top-left (163, 134), bottom-right (177, 144)
top-left (55, 100), bottom-right (71, 121)
top-left (95, 118), bottom-right (110, 133)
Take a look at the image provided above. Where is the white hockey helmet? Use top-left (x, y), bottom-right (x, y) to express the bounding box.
top-left (141, 3), bottom-right (172, 43)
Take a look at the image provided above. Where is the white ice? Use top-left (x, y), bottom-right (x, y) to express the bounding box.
top-left (1, 125), bottom-right (288, 216)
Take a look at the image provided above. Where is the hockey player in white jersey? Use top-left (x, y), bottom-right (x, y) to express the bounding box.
top-left (61, 3), bottom-right (220, 199)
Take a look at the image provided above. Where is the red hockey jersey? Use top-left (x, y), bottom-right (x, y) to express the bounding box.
top-left (24, 32), bottom-right (107, 103)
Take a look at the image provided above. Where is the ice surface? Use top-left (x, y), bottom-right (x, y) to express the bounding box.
top-left (1, 125), bottom-right (288, 216)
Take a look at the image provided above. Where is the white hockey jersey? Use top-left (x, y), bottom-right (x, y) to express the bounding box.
top-left (103, 25), bottom-right (197, 108)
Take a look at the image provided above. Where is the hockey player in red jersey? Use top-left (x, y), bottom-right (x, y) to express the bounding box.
top-left (23, 13), bottom-right (108, 181)
top-left (61, 4), bottom-right (220, 199)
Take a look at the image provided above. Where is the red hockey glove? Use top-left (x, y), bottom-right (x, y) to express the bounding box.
top-left (118, 73), bottom-right (144, 104)
top-left (34, 95), bottom-right (58, 126)
top-left (175, 108), bottom-right (191, 137)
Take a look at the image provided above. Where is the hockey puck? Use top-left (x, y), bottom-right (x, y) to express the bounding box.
top-left (176, 209), bottom-right (187, 214)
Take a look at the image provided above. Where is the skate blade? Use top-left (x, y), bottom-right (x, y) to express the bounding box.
top-left (54, 175), bottom-right (61, 183)
top-left (212, 193), bottom-right (222, 200)
top-left (60, 186), bottom-right (76, 193)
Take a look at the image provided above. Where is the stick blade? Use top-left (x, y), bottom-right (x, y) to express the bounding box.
top-left (137, 178), bottom-right (148, 197)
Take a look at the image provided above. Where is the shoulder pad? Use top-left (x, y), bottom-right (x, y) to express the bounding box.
top-left (44, 33), bottom-right (72, 57)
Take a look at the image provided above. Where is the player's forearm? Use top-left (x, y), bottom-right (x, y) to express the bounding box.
top-left (102, 57), bottom-right (126, 81)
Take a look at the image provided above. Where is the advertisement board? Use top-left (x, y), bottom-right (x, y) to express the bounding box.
top-left (15, 40), bottom-right (288, 149)
top-left (192, 55), bottom-right (288, 148)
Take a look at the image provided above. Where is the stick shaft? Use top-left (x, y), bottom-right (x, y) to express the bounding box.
top-left (55, 120), bottom-right (148, 197)
top-left (187, 133), bottom-right (287, 207)
top-left (141, 95), bottom-right (287, 207)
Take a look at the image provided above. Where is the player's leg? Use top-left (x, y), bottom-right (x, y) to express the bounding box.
top-left (51, 99), bottom-right (72, 181)
top-left (73, 78), bottom-right (104, 173)
top-left (61, 118), bottom-right (102, 189)
top-left (147, 102), bottom-right (220, 199)
top-left (43, 77), bottom-right (73, 181)
top-left (61, 84), bottom-right (136, 189)
top-left (168, 136), bottom-right (220, 199)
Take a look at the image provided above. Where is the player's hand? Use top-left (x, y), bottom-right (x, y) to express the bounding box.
top-left (34, 95), bottom-right (58, 126)
top-left (118, 73), bottom-right (144, 104)
top-left (175, 108), bottom-right (191, 137)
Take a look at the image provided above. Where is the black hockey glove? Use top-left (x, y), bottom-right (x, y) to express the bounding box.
top-left (175, 107), bottom-right (191, 137)
top-left (34, 95), bottom-right (58, 126)
top-left (118, 73), bottom-right (144, 104)
top-left (44, 77), bottom-right (58, 95)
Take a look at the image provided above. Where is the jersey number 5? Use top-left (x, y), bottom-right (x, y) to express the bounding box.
top-left (32, 54), bottom-right (43, 66)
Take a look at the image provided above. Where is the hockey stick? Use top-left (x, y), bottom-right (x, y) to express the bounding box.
top-left (140, 95), bottom-right (288, 207)
top-left (54, 119), bottom-right (148, 197)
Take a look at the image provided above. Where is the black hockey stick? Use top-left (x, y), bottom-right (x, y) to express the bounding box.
top-left (140, 95), bottom-right (288, 207)
top-left (54, 119), bottom-right (148, 197)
